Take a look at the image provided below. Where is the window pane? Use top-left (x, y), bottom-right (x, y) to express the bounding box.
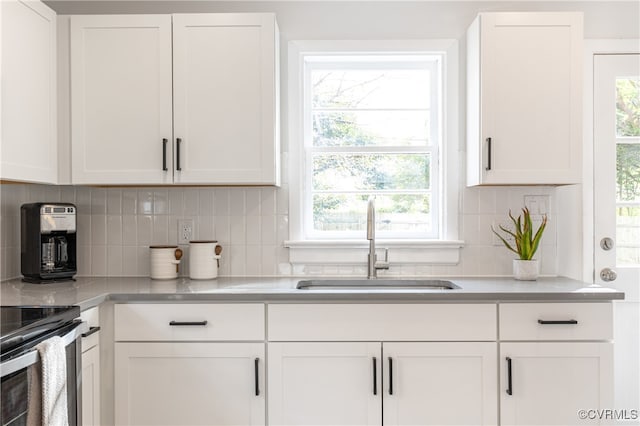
top-left (312, 69), bottom-right (431, 110)
top-left (313, 111), bottom-right (430, 147)
top-left (616, 206), bottom-right (640, 266)
top-left (313, 193), bottom-right (431, 233)
top-left (616, 78), bottom-right (640, 137)
top-left (313, 153), bottom-right (430, 191)
top-left (616, 144), bottom-right (640, 203)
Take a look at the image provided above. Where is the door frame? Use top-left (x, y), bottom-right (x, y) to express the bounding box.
top-left (582, 40), bottom-right (640, 282)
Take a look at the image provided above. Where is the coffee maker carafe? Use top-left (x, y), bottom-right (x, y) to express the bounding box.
top-left (21, 203), bottom-right (77, 283)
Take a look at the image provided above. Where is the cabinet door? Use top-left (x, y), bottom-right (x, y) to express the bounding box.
top-left (383, 342), bottom-right (497, 426)
top-left (81, 344), bottom-right (101, 426)
top-left (268, 342), bottom-right (381, 426)
top-left (467, 12), bottom-right (582, 185)
top-left (115, 342), bottom-right (264, 426)
top-left (172, 14), bottom-right (279, 185)
top-left (1, 0), bottom-right (57, 184)
top-left (70, 15), bottom-right (173, 185)
top-left (500, 343), bottom-right (613, 425)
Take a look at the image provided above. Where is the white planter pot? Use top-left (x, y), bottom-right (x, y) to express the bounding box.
top-left (513, 259), bottom-right (539, 281)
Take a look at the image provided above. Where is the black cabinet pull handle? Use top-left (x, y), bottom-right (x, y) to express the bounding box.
top-left (81, 326), bottom-right (101, 338)
top-left (506, 357), bottom-right (513, 395)
top-left (485, 137), bottom-right (492, 171)
top-left (388, 357), bottom-right (393, 395)
top-left (372, 357), bottom-right (377, 395)
top-left (176, 138), bottom-right (182, 171)
top-left (162, 138), bottom-right (168, 171)
top-left (538, 319), bottom-right (578, 325)
top-left (169, 321), bottom-right (207, 326)
top-left (255, 358), bottom-right (260, 396)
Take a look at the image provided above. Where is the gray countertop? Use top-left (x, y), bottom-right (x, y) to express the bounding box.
top-left (0, 276), bottom-right (624, 310)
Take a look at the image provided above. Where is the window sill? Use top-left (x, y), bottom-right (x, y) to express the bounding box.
top-left (284, 239), bottom-right (464, 265)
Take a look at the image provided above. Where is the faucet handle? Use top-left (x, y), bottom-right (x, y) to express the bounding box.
top-left (375, 248), bottom-right (390, 270)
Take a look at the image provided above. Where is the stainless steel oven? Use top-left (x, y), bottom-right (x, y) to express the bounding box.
top-left (0, 306), bottom-right (87, 426)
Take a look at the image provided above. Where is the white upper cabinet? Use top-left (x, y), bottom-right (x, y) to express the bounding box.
top-left (1, 0), bottom-right (57, 184)
top-left (173, 14), bottom-right (280, 185)
top-left (69, 13), bottom-right (280, 186)
top-left (466, 12), bottom-right (583, 186)
top-left (70, 15), bottom-right (173, 185)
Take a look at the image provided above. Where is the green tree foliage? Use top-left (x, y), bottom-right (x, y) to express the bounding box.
top-left (311, 71), bottom-right (431, 232)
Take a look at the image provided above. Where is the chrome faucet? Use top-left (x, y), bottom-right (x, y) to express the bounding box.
top-left (367, 197), bottom-right (389, 279)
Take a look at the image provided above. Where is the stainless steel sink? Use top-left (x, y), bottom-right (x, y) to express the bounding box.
top-left (295, 279), bottom-right (459, 291)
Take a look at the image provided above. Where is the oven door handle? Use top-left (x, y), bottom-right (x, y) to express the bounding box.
top-left (0, 321), bottom-right (88, 378)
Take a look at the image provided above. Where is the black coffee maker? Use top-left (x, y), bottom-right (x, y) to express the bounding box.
top-left (21, 203), bottom-right (77, 283)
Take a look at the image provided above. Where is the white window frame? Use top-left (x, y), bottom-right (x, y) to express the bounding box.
top-left (286, 40), bottom-right (463, 265)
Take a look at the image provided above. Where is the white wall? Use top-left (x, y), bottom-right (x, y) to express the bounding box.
top-left (1, 1), bottom-right (638, 281)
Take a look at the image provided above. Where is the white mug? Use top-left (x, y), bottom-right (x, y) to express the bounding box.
top-left (150, 246), bottom-right (182, 280)
top-left (189, 241), bottom-right (222, 280)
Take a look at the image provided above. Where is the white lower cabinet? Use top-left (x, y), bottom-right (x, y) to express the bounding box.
top-left (268, 342), bottom-right (382, 426)
top-left (81, 307), bottom-right (101, 426)
top-left (383, 342), bottom-right (498, 426)
top-left (500, 342), bottom-right (613, 426)
top-left (268, 342), bottom-right (498, 426)
top-left (115, 342), bottom-right (265, 426)
top-left (81, 345), bottom-right (101, 426)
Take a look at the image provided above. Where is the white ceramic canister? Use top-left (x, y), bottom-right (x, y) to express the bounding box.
top-left (150, 245), bottom-right (182, 280)
top-left (189, 240), bottom-right (222, 280)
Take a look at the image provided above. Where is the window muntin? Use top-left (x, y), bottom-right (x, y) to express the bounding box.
top-left (303, 55), bottom-right (442, 239)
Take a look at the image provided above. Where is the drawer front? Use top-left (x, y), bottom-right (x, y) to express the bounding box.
top-left (115, 304), bottom-right (264, 341)
top-left (81, 306), bottom-right (100, 352)
top-left (499, 303), bottom-right (613, 341)
top-left (268, 304), bottom-right (497, 341)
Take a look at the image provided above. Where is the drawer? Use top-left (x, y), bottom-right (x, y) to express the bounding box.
top-left (499, 303), bottom-right (613, 341)
top-left (115, 304), bottom-right (264, 341)
top-left (81, 306), bottom-right (100, 352)
top-left (268, 304), bottom-right (497, 341)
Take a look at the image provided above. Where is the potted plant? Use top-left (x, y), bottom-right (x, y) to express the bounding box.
top-left (492, 207), bottom-right (547, 281)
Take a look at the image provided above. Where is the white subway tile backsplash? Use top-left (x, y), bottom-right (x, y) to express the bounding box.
top-left (122, 216), bottom-right (137, 246)
top-left (154, 190), bottom-right (168, 215)
top-left (230, 217), bottom-right (246, 245)
top-left (260, 215), bottom-right (276, 245)
top-left (230, 245), bottom-right (246, 275)
top-left (261, 245), bottom-right (277, 276)
top-left (91, 215), bottom-right (107, 245)
top-left (260, 188), bottom-right (276, 216)
top-left (230, 189), bottom-right (245, 217)
top-left (91, 245), bottom-right (107, 276)
top-left (137, 215), bottom-right (153, 245)
top-left (91, 189), bottom-right (107, 214)
top-left (138, 190), bottom-right (154, 215)
top-left (246, 216), bottom-right (261, 244)
top-left (77, 215), bottom-right (91, 246)
top-left (198, 189), bottom-right (214, 216)
top-left (107, 189), bottom-right (122, 215)
top-left (122, 189), bottom-right (137, 215)
top-left (107, 246), bottom-right (123, 276)
top-left (152, 215), bottom-right (169, 245)
top-left (477, 187), bottom-right (496, 214)
top-left (214, 215), bottom-right (230, 244)
top-left (198, 216), bottom-right (214, 241)
top-left (183, 189), bottom-right (199, 215)
top-left (246, 189), bottom-right (261, 217)
top-left (1, 181), bottom-right (559, 281)
top-left (214, 189), bottom-right (230, 216)
top-left (122, 246), bottom-right (138, 276)
top-left (245, 245), bottom-right (262, 275)
top-left (168, 189), bottom-right (184, 215)
top-left (107, 216), bottom-right (123, 246)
